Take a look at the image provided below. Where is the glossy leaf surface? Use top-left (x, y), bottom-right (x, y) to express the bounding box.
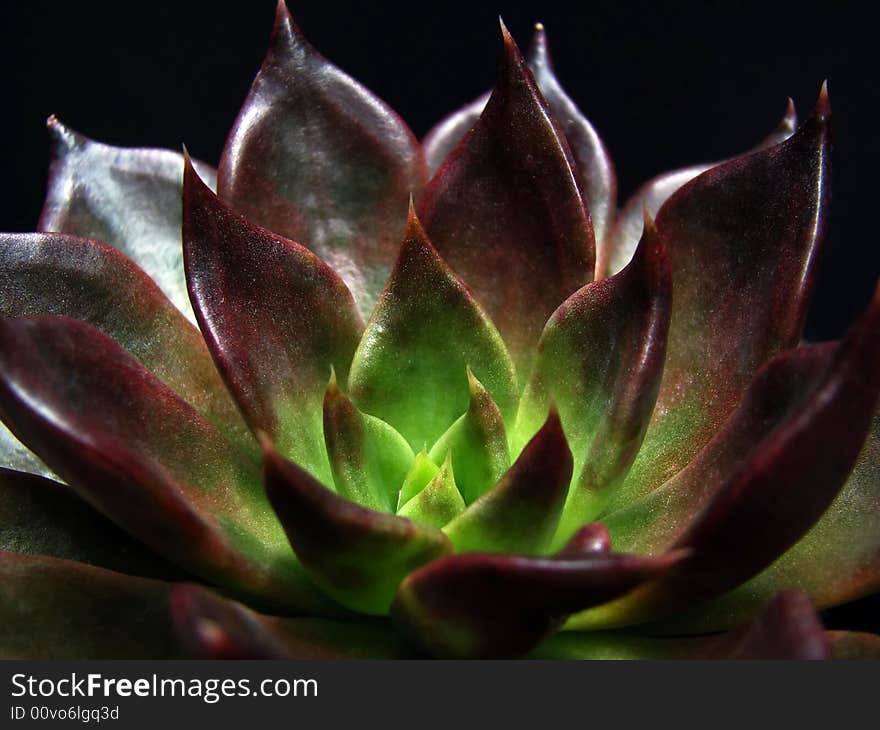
top-left (183, 159), bottom-right (363, 485)
top-left (218, 1), bottom-right (426, 318)
top-left (38, 117), bottom-right (216, 321)
top-left (418, 25), bottom-right (595, 375)
top-left (348, 209), bottom-right (517, 450)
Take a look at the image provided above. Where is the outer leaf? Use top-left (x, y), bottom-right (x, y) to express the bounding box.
top-left (600, 99), bottom-right (798, 276)
top-left (659, 407), bottom-right (880, 631)
top-left (38, 117), bottom-right (216, 321)
top-left (515, 217), bottom-right (671, 545)
top-left (171, 584), bottom-right (415, 659)
top-left (0, 424), bottom-right (54, 479)
top-left (263, 440), bottom-right (452, 615)
top-left (0, 316), bottom-right (329, 612)
top-left (611, 90), bottom-right (831, 510)
top-left (556, 523), bottom-right (612, 558)
top-left (423, 24), bottom-right (616, 248)
top-left (397, 453), bottom-right (466, 529)
top-left (0, 468), bottom-right (182, 579)
top-left (391, 549), bottom-right (683, 658)
top-left (323, 371), bottom-right (414, 512)
top-left (183, 158), bottom-right (363, 485)
top-left (0, 232), bottom-right (254, 458)
top-left (428, 368), bottom-right (510, 505)
top-left (829, 632), bottom-right (880, 659)
top-left (571, 286), bottom-right (880, 630)
top-left (418, 23), bottom-right (595, 376)
top-left (442, 409), bottom-right (572, 555)
top-left (348, 208), bottom-right (517, 450)
top-left (533, 591), bottom-right (830, 660)
top-left (218, 1), bottom-right (426, 318)
top-left (0, 552), bottom-right (182, 659)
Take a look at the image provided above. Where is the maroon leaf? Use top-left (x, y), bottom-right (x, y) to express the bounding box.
top-left (183, 157), bottom-right (363, 485)
top-left (599, 98), bottom-right (798, 277)
top-left (573, 285), bottom-right (880, 629)
top-left (0, 316), bottom-right (330, 612)
top-left (171, 584), bottom-right (416, 659)
top-left (829, 631), bottom-right (880, 659)
top-left (391, 549), bottom-right (684, 658)
top-left (611, 88), bottom-right (831, 510)
top-left (218, 1), bottom-right (426, 318)
top-left (0, 468), bottom-right (184, 580)
top-left (422, 93), bottom-right (489, 174)
top-left (38, 116), bottom-right (216, 321)
top-left (443, 408), bottom-right (573, 555)
top-left (418, 23), bottom-right (595, 376)
top-left (0, 232), bottom-right (254, 459)
top-left (556, 523), bottom-right (612, 559)
top-left (0, 552), bottom-right (182, 659)
top-left (263, 439), bottom-right (452, 615)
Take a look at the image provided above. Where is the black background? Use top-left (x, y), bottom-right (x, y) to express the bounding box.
top-left (0, 0), bottom-right (877, 634)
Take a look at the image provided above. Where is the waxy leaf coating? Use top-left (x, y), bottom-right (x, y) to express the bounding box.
top-left (263, 440), bottom-right (453, 615)
top-left (38, 117), bottom-right (216, 321)
top-left (218, 1), bottom-right (426, 318)
top-left (183, 158), bottom-right (363, 485)
top-left (348, 208), bottom-right (517, 450)
top-left (418, 24), bottom-right (595, 376)
top-left (612, 90), bottom-right (831, 510)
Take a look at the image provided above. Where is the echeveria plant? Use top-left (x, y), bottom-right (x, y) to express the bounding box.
top-left (1, 2), bottom-right (878, 659)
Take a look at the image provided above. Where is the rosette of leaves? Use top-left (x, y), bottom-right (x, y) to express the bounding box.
top-left (1, 2), bottom-right (878, 660)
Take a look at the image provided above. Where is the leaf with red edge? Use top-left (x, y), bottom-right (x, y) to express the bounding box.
top-left (442, 409), bottom-right (573, 555)
top-left (418, 23), bottom-right (595, 377)
top-left (570, 286), bottom-right (880, 630)
top-left (0, 468), bottom-right (183, 580)
top-left (171, 584), bottom-right (415, 659)
top-left (0, 232), bottom-right (254, 459)
top-left (348, 208), bottom-right (517, 451)
top-left (263, 440), bottom-right (452, 615)
top-left (423, 24), bottom-right (616, 248)
top-left (0, 316), bottom-right (330, 612)
top-left (391, 549), bottom-right (684, 658)
top-left (600, 99), bottom-right (798, 277)
top-left (0, 552), bottom-right (182, 659)
top-left (532, 591), bottom-right (830, 659)
top-left (183, 159), bottom-right (363, 486)
top-left (218, 1), bottom-right (426, 319)
top-left (323, 370), bottom-right (414, 512)
top-left (556, 523), bottom-right (612, 559)
top-left (829, 632), bottom-right (880, 659)
top-left (38, 117), bottom-right (216, 321)
top-left (610, 88), bottom-right (831, 511)
top-left (428, 368), bottom-right (510, 505)
top-left (514, 217), bottom-right (671, 547)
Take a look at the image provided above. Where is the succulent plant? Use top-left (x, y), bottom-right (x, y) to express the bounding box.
top-left (1, 1), bottom-right (878, 660)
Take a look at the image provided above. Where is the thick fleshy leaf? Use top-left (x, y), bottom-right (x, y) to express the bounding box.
top-left (442, 409), bottom-right (572, 555)
top-left (397, 450), bottom-right (439, 509)
top-left (0, 468), bottom-right (183, 579)
top-left (428, 368), bottom-right (510, 505)
top-left (659, 406), bottom-right (880, 631)
top-left (38, 117), bottom-right (216, 321)
top-left (323, 371), bottom-right (414, 512)
top-left (829, 632), bottom-right (880, 659)
top-left (397, 453), bottom-right (466, 529)
top-left (263, 440), bottom-right (452, 615)
top-left (348, 208), bottom-right (517, 450)
top-left (556, 523), bottom-right (611, 559)
top-left (533, 591), bottom-right (830, 659)
top-left (0, 232), bottom-right (254, 458)
top-left (418, 24), bottom-right (595, 376)
top-left (391, 549), bottom-right (683, 658)
top-left (171, 584), bottom-right (415, 659)
top-left (423, 24), bottom-right (616, 248)
top-left (218, 1), bottom-right (426, 319)
top-left (0, 552), bottom-right (182, 659)
top-left (0, 316), bottom-right (329, 612)
top-left (599, 99), bottom-right (798, 277)
top-left (570, 287), bottom-right (880, 630)
top-left (183, 158), bottom-right (363, 485)
top-left (610, 89), bottom-right (831, 510)
top-left (0, 424), bottom-right (54, 478)
top-left (515, 217), bottom-right (671, 545)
